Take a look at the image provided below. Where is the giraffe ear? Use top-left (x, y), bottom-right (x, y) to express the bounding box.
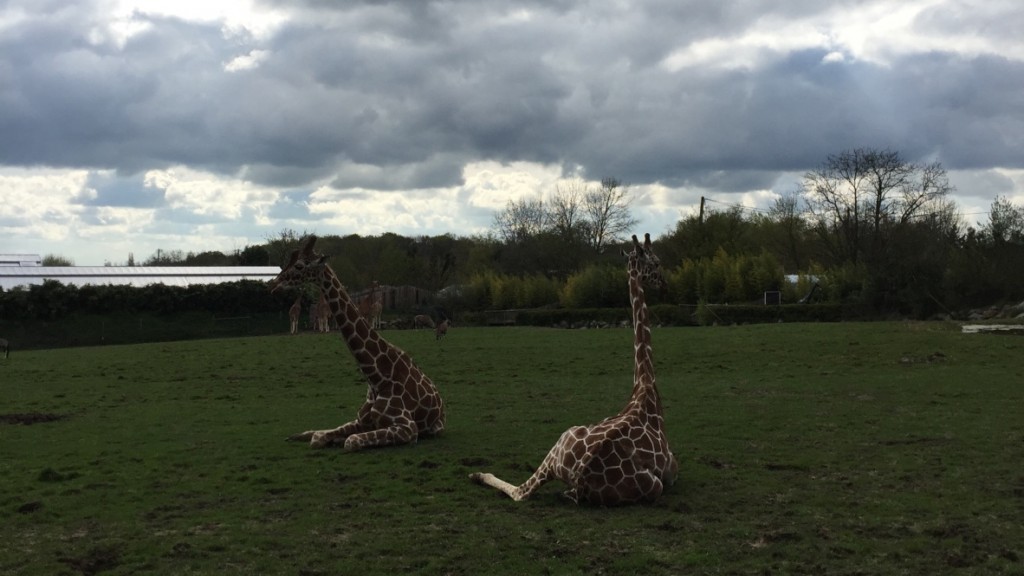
top-left (301, 235), bottom-right (318, 257)
top-left (632, 234), bottom-right (645, 256)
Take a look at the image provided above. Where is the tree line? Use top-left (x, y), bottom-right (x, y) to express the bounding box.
top-left (21, 147), bottom-right (1024, 320)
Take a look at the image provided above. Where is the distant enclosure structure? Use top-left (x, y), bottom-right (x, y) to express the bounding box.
top-left (0, 265), bottom-right (281, 291)
top-left (349, 284), bottom-right (434, 312)
top-left (0, 254), bottom-right (43, 267)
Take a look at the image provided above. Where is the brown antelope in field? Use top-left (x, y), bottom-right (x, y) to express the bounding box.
top-left (435, 318), bottom-right (450, 341)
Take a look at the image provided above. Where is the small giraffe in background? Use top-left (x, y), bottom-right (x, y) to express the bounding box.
top-left (288, 296), bottom-right (302, 335)
top-left (470, 233), bottom-right (677, 505)
top-left (369, 282), bottom-right (383, 329)
top-left (435, 318), bottom-right (450, 340)
top-left (270, 235), bottom-right (445, 451)
top-left (357, 281), bottom-right (382, 329)
top-left (314, 294), bottom-right (331, 332)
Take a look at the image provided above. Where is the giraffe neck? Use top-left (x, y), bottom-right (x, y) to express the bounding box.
top-left (315, 266), bottom-right (394, 383)
top-left (627, 267), bottom-right (662, 417)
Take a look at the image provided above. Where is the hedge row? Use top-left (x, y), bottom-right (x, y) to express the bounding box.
top-left (460, 303), bottom-right (847, 329)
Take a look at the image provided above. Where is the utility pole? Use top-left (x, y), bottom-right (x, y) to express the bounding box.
top-left (698, 196), bottom-right (705, 225)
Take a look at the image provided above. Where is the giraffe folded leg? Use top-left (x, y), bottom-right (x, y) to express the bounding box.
top-left (286, 420), bottom-right (362, 447)
top-left (470, 426), bottom-right (587, 502)
top-left (343, 422), bottom-right (418, 452)
top-left (469, 473), bottom-right (531, 501)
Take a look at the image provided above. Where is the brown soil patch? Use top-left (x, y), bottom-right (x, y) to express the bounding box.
top-left (0, 412), bottom-right (67, 425)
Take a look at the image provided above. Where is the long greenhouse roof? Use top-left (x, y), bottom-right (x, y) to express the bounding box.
top-left (0, 266), bottom-right (282, 290)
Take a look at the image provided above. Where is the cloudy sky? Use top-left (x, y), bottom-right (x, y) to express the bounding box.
top-left (1, 0), bottom-right (1022, 265)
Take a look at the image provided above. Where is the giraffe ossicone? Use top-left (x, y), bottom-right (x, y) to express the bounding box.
top-left (470, 233), bottom-right (678, 505)
top-left (270, 235), bottom-right (446, 451)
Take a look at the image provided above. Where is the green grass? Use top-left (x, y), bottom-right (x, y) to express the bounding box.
top-left (1, 323), bottom-right (1022, 575)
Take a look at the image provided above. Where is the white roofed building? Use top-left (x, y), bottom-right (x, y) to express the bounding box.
top-left (0, 253), bottom-right (43, 266)
top-left (0, 266), bottom-right (281, 291)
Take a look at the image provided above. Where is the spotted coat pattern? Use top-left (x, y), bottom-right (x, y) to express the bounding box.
top-left (470, 233), bottom-right (678, 505)
top-left (270, 235), bottom-right (446, 451)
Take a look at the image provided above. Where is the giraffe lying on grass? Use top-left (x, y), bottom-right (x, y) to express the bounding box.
top-left (470, 233), bottom-right (678, 505)
top-left (270, 235), bottom-right (446, 451)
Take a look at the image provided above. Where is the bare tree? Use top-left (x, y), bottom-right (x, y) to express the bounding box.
top-left (762, 187), bottom-right (809, 271)
top-left (548, 179), bottom-right (589, 243)
top-left (492, 197), bottom-right (547, 244)
top-left (802, 148), bottom-right (952, 266)
top-left (584, 177), bottom-right (639, 252)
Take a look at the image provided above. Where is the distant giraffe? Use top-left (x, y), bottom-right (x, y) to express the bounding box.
top-left (371, 300), bottom-right (383, 330)
top-left (314, 294), bottom-right (331, 333)
top-left (357, 281), bottom-right (383, 329)
top-left (370, 282), bottom-right (383, 329)
top-left (470, 234), bottom-right (678, 505)
top-left (435, 318), bottom-right (450, 340)
top-left (270, 235), bottom-right (446, 451)
top-left (288, 296), bottom-right (302, 335)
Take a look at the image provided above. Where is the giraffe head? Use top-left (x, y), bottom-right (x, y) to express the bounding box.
top-left (269, 235), bottom-right (328, 292)
top-left (622, 233), bottom-right (665, 289)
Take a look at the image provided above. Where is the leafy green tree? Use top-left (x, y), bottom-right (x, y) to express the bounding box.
top-left (983, 195), bottom-right (1024, 246)
top-left (561, 265), bottom-right (628, 308)
top-left (660, 206), bottom-right (753, 265)
top-left (184, 251), bottom-right (233, 266)
top-left (237, 245), bottom-right (270, 266)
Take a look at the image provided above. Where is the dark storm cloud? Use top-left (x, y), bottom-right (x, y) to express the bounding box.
top-left (1, 0), bottom-right (1021, 200)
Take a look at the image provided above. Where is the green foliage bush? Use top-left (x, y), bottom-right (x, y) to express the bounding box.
top-left (460, 272), bottom-right (560, 310)
top-left (665, 249), bottom-right (785, 305)
top-left (560, 265), bottom-right (629, 309)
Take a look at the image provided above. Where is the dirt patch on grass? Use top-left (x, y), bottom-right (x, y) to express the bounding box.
top-left (0, 412), bottom-right (67, 425)
top-left (58, 545), bottom-right (121, 575)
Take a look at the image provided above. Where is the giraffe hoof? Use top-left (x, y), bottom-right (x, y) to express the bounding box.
top-left (286, 431), bottom-right (314, 443)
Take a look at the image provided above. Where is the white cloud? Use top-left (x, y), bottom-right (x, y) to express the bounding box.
top-left (224, 49), bottom-right (270, 72)
top-left (112, 0), bottom-right (287, 39)
top-left (1, 0), bottom-right (1021, 265)
top-left (0, 168), bottom-right (88, 239)
top-left (459, 161), bottom-right (563, 211)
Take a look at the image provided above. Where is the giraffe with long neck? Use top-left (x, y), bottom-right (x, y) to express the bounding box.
top-left (270, 235), bottom-right (446, 451)
top-left (470, 233), bottom-right (677, 505)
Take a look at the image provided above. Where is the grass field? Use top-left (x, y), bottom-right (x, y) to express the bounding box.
top-left (1, 322), bottom-right (1022, 575)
